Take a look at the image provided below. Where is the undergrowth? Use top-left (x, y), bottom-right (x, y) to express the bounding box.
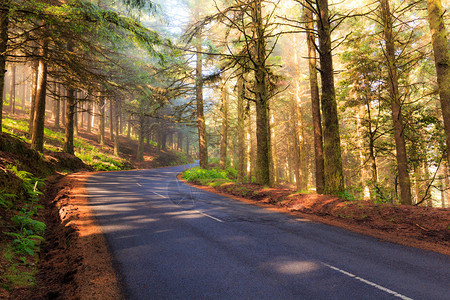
top-left (1, 165), bottom-right (46, 290)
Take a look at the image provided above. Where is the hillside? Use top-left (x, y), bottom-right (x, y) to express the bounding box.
top-left (0, 113), bottom-right (192, 298)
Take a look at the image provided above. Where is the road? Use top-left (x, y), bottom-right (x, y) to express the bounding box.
top-left (86, 165), bottom-right (449, 299)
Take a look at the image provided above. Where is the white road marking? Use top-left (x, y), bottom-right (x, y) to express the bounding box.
top-left (153, 192), bottom-right (168, 199)
top-left (136, 183), bottom-right (142, 187)
top-left (194, 210), bottom-right (224, 223)
top-left (321, 263), bottom-right (413, 300)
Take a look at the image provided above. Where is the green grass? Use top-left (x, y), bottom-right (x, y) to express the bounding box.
top-left (2, 115), bottom-right (130, 171)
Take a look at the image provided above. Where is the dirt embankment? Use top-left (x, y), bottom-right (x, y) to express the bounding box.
top-left (28, 173), bottom-right (124, 300)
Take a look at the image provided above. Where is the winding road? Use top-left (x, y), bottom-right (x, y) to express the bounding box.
top-left (86, 164), bottom-right (449, 299)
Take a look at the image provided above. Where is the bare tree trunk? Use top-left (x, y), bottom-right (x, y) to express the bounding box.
top-left (87, 97), bottom-right (92, 133)
top-left (28, 63), bottom-right (38, 135)
top-left (9, 65), bottom-right (15, 114)
top-left (237, 73), bottom-right (246, 182)
top-left (196, 29), bottom-right (208, 169)
top-left (136, 115), bottom-right (145, 161)
top-left (0, 6), bottom-right (8, 132)
top-left (219, 81), bottom-right (229, 169)
top-left (54, 83), bottom-right (60, 129)
top-left (291, 95), bottom-right (302, 191)
top-left (63, 87), bottom-right (75, 154)
top-left (73, 91), bottom-right (78, 137)
top-left (426, 0), bottom-right (450, 166)
top-left (99, 93), bottom-right (105, 145)
top-left (109, 98), bottom-right (114, 141)
top-left (317, 0), bottom-right (344, 195)
top-left (114, 96), bottom-right (120, 156)
top-left (380, 0), bottom-right (412, 205)
top-left (31, 40), bottom-right (48, 152)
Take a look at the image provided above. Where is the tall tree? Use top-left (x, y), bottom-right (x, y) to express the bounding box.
top-left (237, 72), bottom-right (246, 182)
top-left (380, 0), bottom-right (412, 205)
top-left (316, 0), bottom-right (344, 194)
top-left (0, 2), bottom-right (9, 133)
top-left (426, 0), bottom-right (450, 166)
top-left (195, 27), bottom-right (208, 169)
top-left (219, 79), bottom-right (229, 169)
top-left (63, 87), bottom-right (76, 154)
top-left (252, 0), bottom-right (271, 185)
top-left (304, 4), bottom-right (325, 194)
top-left (30, 38), bottom-right (48, 152)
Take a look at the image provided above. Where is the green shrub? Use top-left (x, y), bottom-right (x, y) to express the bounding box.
top-left (183, 167), bottom-right (229, 182)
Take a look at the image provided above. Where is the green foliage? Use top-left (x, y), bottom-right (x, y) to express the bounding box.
top-left (11, 215), bottom-right (46, 236)
top-left (0, 191), bottom-right (16, 209)
top-left (339, 190), bottom-right (357, 201)
top-left (7, 165), bottom-right (45, 202)
top-left (182, 167), bottom-right (229, 182)
top-left (5, 232), bottom-right (44, 256)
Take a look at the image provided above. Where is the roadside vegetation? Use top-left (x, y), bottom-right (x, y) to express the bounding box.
top-left (0, 113), bottom-right (191, 294)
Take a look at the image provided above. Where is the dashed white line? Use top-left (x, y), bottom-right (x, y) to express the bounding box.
top-left (321, 263), bottom-right (413, 300)
top-left (194, 210), bottom-right (224, 223)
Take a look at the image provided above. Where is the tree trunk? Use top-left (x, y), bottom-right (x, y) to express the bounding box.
top-left (196, 30), bottom-right (208, 169)
top-left (73, 92), bottom-right (78, 137)
top-left (0, 6), bottom-right (8, 132)
top-left (31, 40), bottom-right (48, 152)
top-left (109, 98), bottom-right (114, 141)
top-left (114, 97), bottom-right (120, 156)
top-left (380, 0), bottom-right (412, 205)
top-left (99, 93), bottom-right (105, 145)
top-left (291, 95), bottom-right (302, 191)
top-left (9, 65), bottom-right (15, 114)
top-left (426, 0), bottom-right (450, 166)
top-left (136, 115), bottom-right (145, 161)
top-left (28, 62), bottom-right (38, 135)
top-left (54, 83), bottom-right (60, 129)
top-left (317, 0), bottom-right (344, 195)
top-left (252, 0), bottom-right (270, 185)
top-left (219, 81), bottom-right (229, 169)
top-left (87, 97), bottom-right (92, 133)
top-left (63, 87), bottom-right (75, 155)
top-left (237, 73), bottom-right (246, 183)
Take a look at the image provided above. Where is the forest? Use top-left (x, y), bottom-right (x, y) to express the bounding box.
top-left (1, 0), bottom-right (449, 210)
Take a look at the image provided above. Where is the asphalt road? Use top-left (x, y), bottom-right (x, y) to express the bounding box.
top-left (86, 165), bottom-right (449, 300)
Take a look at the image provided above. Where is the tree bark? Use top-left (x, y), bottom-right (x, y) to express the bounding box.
top-left (28, 63), bottom-right (38, 135)
top-left (237, 73), bottom-right (246, 182)
top-left (54, 83), bottom-right (60, 129)
top-left (196, 29), bottom-right (208, 169)
top-left (99, 92), bottom-right (105, 145)
top-left (0, 5), bottom-right (8, 132)
top-left (9, 65), bottom-right (15, 114)
top-left (114, 97), bottom-right (120, 156)
top-left (317, 0), bottom-right (344, 195)
top-left (63, 87), bottom-right (75, 154)
top-left (219, 81), bottom-right (229, 169)
top-left (87, 97), bottom-right (92, 133)
top-left (136, 115), bottom-right (145, 161)
top-left (380, 0), bottom-right (412, 205)
top-left (426, 0), bottom-right (450, 166)
top-left (252, 0), bottom-right (270, 185)
top-left (31, 40), bottom-right (48, 152)
top-left (109, 98), bottom-right (114, 141)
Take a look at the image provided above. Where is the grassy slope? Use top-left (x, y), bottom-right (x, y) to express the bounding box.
top-left (0, 113), bottom-right (192, 295)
